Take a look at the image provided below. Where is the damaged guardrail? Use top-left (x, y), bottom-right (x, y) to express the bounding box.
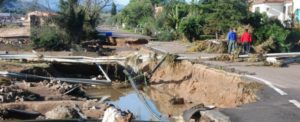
top-left (0, 71), bottom-right (111, 85)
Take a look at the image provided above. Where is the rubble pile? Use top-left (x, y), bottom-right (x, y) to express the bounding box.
top-left (45, 105), bottom-right (82, 119)
top-left (40, 80), bottom-right (85, 96)
top-left (0, 85), bottom-right (41, 103)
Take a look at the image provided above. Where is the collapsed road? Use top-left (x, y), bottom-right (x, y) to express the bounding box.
top-left (0, 48), bottom-right (271, 121)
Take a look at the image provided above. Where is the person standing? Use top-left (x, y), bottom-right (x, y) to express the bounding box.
top-left (227, 28), bottom-right (237, 54)
top-left (240, 29), bottom-right (252, 54)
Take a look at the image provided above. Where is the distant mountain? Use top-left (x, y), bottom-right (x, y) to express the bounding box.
top-left (0, 0), bottom-right (125, 14)
top-left (0, 0), bottom-right (51, 13)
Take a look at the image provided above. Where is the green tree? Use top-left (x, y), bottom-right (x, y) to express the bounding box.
top-left (119, 0), bottom-right (153, 28)
top-left (179, 16), bottom-right (204, 41)
top-left (54, 0), bottom-right (85, 44)
top-left (163, 1), bottom-right (188, 29)
top-left (111, 2), bottom-right (117, 16)
top-left (199, 0), bottom-right (249, 35)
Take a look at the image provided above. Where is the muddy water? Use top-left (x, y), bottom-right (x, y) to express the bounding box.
top-left (85, 87), bottom-right (167, 121)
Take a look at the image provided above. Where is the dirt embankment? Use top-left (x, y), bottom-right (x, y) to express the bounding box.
top-left (149, 60), bottom-right (262, 114)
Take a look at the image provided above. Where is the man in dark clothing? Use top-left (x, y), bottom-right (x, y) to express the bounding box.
top-left (227, 28), bottom-right (237, 54)
top-left (240, 29), bottom-right (252, 54)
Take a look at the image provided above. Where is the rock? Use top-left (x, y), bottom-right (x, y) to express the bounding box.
top-left (57, 80), bottom-right (62, 84)
top-left (169, 97), bottom-right (185, 105)
top-left (0, 95), bottom-right (5, 103)
top-left (58, 87), bottom-right (66, 94)
top-left (51, 85), bottom-right (61, 90)
top-left (23, 81), bottom-right (33, 87)
top-left (41, 80), bottom-right (48, 86)
top-left (15, 96), bottom-right (24, 102)
top-left (36, 115), bottom-right (46, 120)
top-left (45, 105), bottom-right (80, 119)
top-left (50, 80), bottom-right (57, 84)
top-left (97, 75), bottom-right (103, 79)
top-left (83, 100), bottom-right (101, 110)
top-left (46, 83), bottom-right (53, 88)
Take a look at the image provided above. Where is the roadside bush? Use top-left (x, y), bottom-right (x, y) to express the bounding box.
top-left (286, 30), bottom-right (300, 51)
top-left (155, 29), bottom-right (177, 41)
top-left (140, 17), bottom-right (157, 36)
top-left (32, 26), bottom-right (65, 50)
top-left (254, 23), bottom-right (291, 52)
top-left (179, 16), bottom-right (204, 42)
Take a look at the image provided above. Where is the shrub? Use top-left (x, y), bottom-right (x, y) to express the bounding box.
top-left (286, 30), bottom-right (300, 51)
top-left (155, 29), bottom-right (177, 41)
top-left (254, 23), bottom-right (291, 52)
top-left (31, 26), bottom-right (65, 50)
top-left (178, 16), bottom-right (204, 42)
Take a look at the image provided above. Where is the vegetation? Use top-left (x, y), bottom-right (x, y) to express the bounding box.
top-left (7, 0), bottom-right (296, 53)
top-left (113, 0), bottom-right (249, 42)
top-left (31, 26), bottom-right (65, 50)
top-left (31, 0), bottom-right (110, 50)
top-left (111, 2), bottom-right (117, 16)
top-left (109, 0), bottom-right (299, 53)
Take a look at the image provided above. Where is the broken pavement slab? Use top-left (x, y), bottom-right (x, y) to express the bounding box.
top-left (200, 110), bottom-right (230, 122)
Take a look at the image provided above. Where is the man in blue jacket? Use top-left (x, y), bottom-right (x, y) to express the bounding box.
top-left (227, 28), bottom-right (237, 54)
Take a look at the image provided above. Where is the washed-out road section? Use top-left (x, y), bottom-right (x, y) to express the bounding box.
top-left (146, 41), bottom-right (300, 122)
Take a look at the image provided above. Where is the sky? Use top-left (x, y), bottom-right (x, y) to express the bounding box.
top-left (114, 0), bottom-right (129, 5)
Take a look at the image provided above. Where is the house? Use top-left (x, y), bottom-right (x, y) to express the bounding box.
top-left (294, 0), bottom-right (300, 22)
top-left (25, 11), bottom-right (56, 27)
top-left (250, 0), bottom-right (300, 25)
top-left (0, 13), bottom-right (23, 26)
top-left (25, 11), bottom-right (56, 22)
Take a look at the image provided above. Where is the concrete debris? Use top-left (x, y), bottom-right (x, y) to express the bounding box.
top-left (200, 110), bottom-right (231, 122)
top-left (83, 99), bottom-right (103, 110)
top-left (0, 85), bottom-right (41, 103)
top-left (23, 80), bottom-right (33, 87)
top-left (45, 105), bottom-right (82, 119)
top-left (40, 80), bottom-right (85, 96)
top-left (102, 105), bottom-right (133, 122)
top-left (183, 104), bottom-right (215, 122)
top-left (265, 56), bottom-right (300, 67)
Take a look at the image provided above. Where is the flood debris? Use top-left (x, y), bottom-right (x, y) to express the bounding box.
top-left (188, 40), bottom-right (227, 53)
top-left (0, 85), bottom-right (42, 103)
top-left (102, 104), bottom-right (133, 122)
top-left (265, 56), bottom-right (300, 67)
top-left (183, 104), bottom-right (215, 122)
top-left (45, 105), bottom-right (83, 119)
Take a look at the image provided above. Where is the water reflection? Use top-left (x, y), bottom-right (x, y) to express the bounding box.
top-left (112, 92), bottom-right (157, 120)
top-left (85, 87), bottom-right (169, 121)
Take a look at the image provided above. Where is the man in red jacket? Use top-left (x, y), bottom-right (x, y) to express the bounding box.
top-left (240, 29), bottom-right (252, 54)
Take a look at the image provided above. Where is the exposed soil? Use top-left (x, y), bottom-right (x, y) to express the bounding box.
top-left (148, 60), bottom-right (263, 115)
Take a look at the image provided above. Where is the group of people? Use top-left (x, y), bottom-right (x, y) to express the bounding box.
top-left (227, 28), bottom-right (253, 54)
